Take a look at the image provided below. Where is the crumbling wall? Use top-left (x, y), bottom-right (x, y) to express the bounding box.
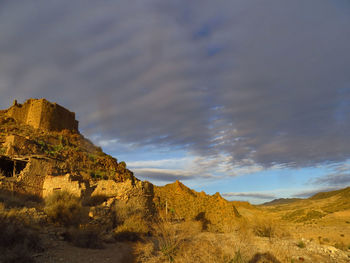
top-left (38, 100), bottom-right (78, 132)
top-left (42, 174), bottom-right (85, 198)
top-left (5, 99), bottom-right (78, 132)
top-left (91, 179), bottom-right (120, 198)
top-left (0, 156), bottom-right (27, 178)
top-left (18, 157), bottom-right (51, 196)
top-left (6, 100), bottom-right (32, 125)
top-left (25, 100), bottom-right (43, 129)
top-left (3, 135), bottom-right (35, 156)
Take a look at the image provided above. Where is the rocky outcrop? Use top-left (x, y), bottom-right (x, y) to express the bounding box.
top-left (154, 180), bottom-right (240, 232)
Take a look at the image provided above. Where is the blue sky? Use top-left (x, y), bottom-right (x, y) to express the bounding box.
top-left (0, 0), bottom-right (350, 203)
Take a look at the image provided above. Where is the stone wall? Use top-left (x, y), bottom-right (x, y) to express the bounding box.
top-left (5, 98), bottom-right (78, 132)
top-left (42, 174), bottom-right (85, 198)
top-left (18, 157), bottom-right (51, 196)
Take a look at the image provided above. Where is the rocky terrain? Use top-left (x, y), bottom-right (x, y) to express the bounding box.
top-left (0, 99), bottom-right (349, 263)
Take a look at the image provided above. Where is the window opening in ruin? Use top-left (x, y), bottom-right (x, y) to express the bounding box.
top-left (0, 156), bottom-right (27, 177)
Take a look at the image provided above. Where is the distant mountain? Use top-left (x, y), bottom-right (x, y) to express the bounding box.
top-left (261, 198), bottom-right (301, 206)
top-left (261, 186), bottom-right (350, 223)
top-left (309, 186), bottom-right (350, 200)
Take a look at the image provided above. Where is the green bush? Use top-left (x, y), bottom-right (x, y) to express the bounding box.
top-left (45, 191), bottom-right (83, 227)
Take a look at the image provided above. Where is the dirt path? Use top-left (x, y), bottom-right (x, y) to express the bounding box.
top-left (36, 240), bottom-right (135, 263)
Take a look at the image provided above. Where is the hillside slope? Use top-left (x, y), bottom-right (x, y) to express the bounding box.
top-left (262, 186), bottom-right (350, 223)
top-left (154, 180), bottom-right (241, 232)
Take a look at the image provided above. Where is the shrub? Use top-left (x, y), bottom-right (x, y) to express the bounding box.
top-left (0, 214), bottom-right (43, 263)
top-left (156, 220), bottom-right (182, 261)
top-left (334, 241), bottom-right (347, 251)
top-left (296, 241), bottom-right (306, 248)
top-left (0, 189), bottom-right (42, 209)
top-left (45, 191), bottom-right (83, 227)
top-left (253, 219), bottom-right (275, 238)
top-left (176, 239), bottom-right (239, 263)
top-left (248, 252), bottom-right (280, 263)
top-left (252, 218), bottom-right (288, 239)
top-left (113, 199), bottom-right (145, 225)
top-left (65, 226), bottom-right (104, 249)
top-left (114, 214), bottom-right (149, 241)
top-left (154, 219), bottom-right (202, 262)
top-left (112, 199), bottom-right (149, 241)
top-left (117, 161), bottom-right (127, 173)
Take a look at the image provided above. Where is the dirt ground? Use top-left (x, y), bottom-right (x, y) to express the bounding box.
top-left (36, 240), bottom-right (135, 263)
top-left (34, 228), bottom-right (350, 263)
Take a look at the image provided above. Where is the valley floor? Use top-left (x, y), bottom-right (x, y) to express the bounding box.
top-left (34, 221), bottom-right (350, 263)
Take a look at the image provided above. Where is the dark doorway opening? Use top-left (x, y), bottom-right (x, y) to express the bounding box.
top-left (0, 156), bottom-right (27, 177)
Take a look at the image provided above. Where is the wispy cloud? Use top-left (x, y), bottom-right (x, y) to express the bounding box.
top-left (309, 162), bottom-right (350, 188)
top-left (314, 173), bottom-right (350, 186)
top-left (222, 192), bottom-right (276, 200)
top-left (133, 168), bottom-right (213, 183)
top-left (291, 187), bottom-right (339, 198)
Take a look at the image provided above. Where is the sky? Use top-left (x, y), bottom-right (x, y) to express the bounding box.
top-left (0, 0), bottom-right (350, 203)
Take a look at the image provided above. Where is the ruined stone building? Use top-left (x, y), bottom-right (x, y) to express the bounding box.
top-left (0, 99), bottom-right (146, 202)
top-left (2, 98), bottom-right (78, 132)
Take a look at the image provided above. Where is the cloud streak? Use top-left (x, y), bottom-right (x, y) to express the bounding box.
top-left (133, 168), bottom-right (213, 183)
top-left (222, 192), bottom-right (276, 200)
top-left (292, 187), bottom-right (339, 198)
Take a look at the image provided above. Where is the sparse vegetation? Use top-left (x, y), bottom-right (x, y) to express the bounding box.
top-left (296, 240), bottom-right (306, 248)
top-left (65, 226), bottom-right (104, 249)
top-left (0, 147), bottom-right (6, 154)
top-left (155, 220), bottom-right (192, 261)
top-left (112, 199), bottom-right (149, 241)
top-left (0, 189), bottom-right (42, 208)
top-left (45, 191), bottom-right (84, 227)
top-left (297, 210), bottom-right (325, 222)
top-left (0, 214), bottom-right (43, 263)
top-left (252, 218), bottom-right (288, 238)
top-left (334, 241), bottom-right (348, 251)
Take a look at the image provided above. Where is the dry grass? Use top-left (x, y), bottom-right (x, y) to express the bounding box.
top-left (133, 219), bottom-right (285, 263)
top-left (0, 213), bottom-right (43, 263)
top-left (112, 199), bottom-right (150, 241)
top-left (114, 213), bottom-right (149, 241)
top-left (251, 218), bottom-right (289, 239)
top-left (0, 189), bottom-right (42, 209)
top-left (175, 235), bottom-right (244, 263)
top-left (45, 191), bottom-right (84, 227)
top-left (65, 226), bottom-right (104, 249)
top-left (154, 219), bottom-right (202, 261)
